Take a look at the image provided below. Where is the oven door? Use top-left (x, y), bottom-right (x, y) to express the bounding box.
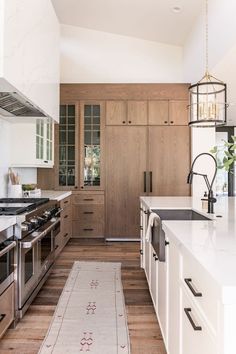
top-left (18, 239), bottom-right (38, 309)
top-left (38, 223), bottom-right (57, 278)
top-left (0, 238), bottom-right (16, 296)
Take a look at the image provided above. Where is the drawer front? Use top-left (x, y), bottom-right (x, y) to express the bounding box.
top-left (72, 221), bottom-right (104, 238)
top-left (73, 205), bottom-right (104, 222)
top-left (180, 287), bottom-right (217, 354)
top-left (0, 283), bottom-right (14, 338)
top-left (181, 249), bottom-right (219, 333)
top-left (61, 208), bottom-right (72, 224)
top-left (73, 194), bottom-right (104, 205)
top-left (60, 196), bottom-right (71, 209)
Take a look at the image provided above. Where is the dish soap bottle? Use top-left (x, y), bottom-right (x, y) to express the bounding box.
top-left (201, 191), bottom-right (208, 210)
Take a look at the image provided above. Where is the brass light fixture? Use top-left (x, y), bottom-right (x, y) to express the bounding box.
top-left (188, 0), bottom-right (228, 127)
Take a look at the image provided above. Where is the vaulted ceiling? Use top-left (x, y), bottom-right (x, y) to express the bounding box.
top-left (51, 0), bottom-right (204, 46)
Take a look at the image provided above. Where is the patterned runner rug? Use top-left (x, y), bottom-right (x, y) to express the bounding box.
top-left (39, 261), bottom-right (130, 354)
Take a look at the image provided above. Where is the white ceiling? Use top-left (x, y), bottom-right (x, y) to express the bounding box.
top-left (51, 0), bottom-right (204, 46)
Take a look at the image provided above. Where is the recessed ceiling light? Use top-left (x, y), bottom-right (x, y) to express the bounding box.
top-left (172, 6), bottom-right (181, 13)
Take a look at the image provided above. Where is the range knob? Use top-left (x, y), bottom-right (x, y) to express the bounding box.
top-left (37, 216), bottom-right (46, 226)
top-left (30, 218), bottom-right (39, 226)
top-left (21, 221), bottom-right (32, 232)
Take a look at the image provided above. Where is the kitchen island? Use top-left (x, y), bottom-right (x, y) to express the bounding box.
top-left (140, 196), bottom-right (236, 354)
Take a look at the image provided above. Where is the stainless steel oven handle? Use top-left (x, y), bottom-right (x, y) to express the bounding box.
top-left (21, 218), bottom-right (60, 249)
top-left (0, 241), bottom-right (16, 257)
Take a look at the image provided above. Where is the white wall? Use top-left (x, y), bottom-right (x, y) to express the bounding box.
top-left (60, 25), bottom-right (183, 83)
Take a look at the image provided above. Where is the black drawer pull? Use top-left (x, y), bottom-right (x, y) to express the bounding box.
top-left (140, 226), bottom-right (143, 230)
top-left (184, 278), bottom-right (202, 297)
top-left (64, 200), bottom-right (69, 204)
top-left (64, 215), bottom-right (68, 219)
top-left (0, 314), bottom-right (6, 322)
top-left (83, 211), bottom-right (94, 215)
top-left (54, 245), bottom-right (59, 250)
top-left (63, 233), bottom-right (68, 238)
top-left (83, 228), bottom-right (94, 231)
top-left (153, 252), bottom-right (156, 257)
top-left (83, 198), bottom-right (94, 201)
top-left (140, 250), bottom-right (143, 255)
top-left (184, 308), bottom-right (202, 331)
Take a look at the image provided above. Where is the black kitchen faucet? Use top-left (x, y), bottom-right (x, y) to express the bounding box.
top-left (187, 152), bottom-right (217, 214)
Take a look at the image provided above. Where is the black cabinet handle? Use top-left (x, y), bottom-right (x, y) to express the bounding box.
top-left (54, 245), bottom-right (59, 250)
top-left (83, 211), bottom-right (94, 215)
top-left (64, 200), bottom-right (69, 204)
top-left (83, 228), bottom-right (94, 231)
top-left (154, 256), bottom-right (158, 261)
top-left (44, 160), bottom-right (49, 163)
top-left (184, 308), bottom-right (202, 331)
top-left (84, 198), bottom-right (94, 201)
top-left (164, 121), bottom-right (168, 124)
top-left (140, 250), bottom-right (143, 255)
top-left (0, 314), bottom-right (6, 322)
top-left (140, 226), bottom-right (143, 230)
top-left (122, 120), bottom-right (126, 124)
top-left (81, 186), bottom-right (84, 189)
top-left (149, 171), bottom-right (153, 193)
top-left (128, 120), bottom-right (131, 124)
top-left (184, 278), bottom-right (202, 297)
top-left (153, 252), bottom-right (156, 257)
top-left (63, 233), bottom-right (68, 238)
top-left (64, 215), bottom-right (68, 219)
top-left (170, 121), bottom-right (174, 124)
top-left (144, 172), bottom-right (147, 193)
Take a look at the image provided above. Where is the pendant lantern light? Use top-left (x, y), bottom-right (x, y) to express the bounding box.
top-left (188, 0), bottom-right (228, 127)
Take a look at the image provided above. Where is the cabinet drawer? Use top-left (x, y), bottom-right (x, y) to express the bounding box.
top-left (72, 221), bottom-right (104, 238)
top-left (72, 205), bottom-right (104, 221)
top-left (0, 283), bottom-right (14, 338)
top-left (60, 196), bottom-right (71, 209)
top-left (73, 194), bottom-right (104, 205)
top-left (181, 249), bottom-right (220, 333)
top-left (61, 208), bottom-right (71, 223)
top-left (180, 287), bottom-right (216, 354)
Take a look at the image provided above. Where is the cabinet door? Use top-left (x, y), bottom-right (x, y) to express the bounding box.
top-left (148, 126), bottom-right (190, 196)
top-left (106, 101), bottom-right (126, 125)
top-left (169, 100), bottom-right (189, 126)
top-left (80, 102), bottom-right (105, 190)
top-left (127, 101), bottom-right (148, 125)
top-left (180, 288), bottom-right (216, 354)
top-left (105, 126), bottom-right (147, 238)
top-left (57, 104), bottom-right (79, 189)
top-left (158, 249), bottom-right (168, 344)
top-left (150, 246), bottom-right (158, 308)
top-left (148, 100), bottom-right (169, 125)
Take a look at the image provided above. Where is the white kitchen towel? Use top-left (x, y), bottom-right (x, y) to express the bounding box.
top-left (145, 212), bottom-right (161, 242)
top-left (38, 261), bottom-right (130, 354)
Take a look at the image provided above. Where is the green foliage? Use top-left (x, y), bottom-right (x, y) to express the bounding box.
top-left (210, 136), bottom-right (236, 173)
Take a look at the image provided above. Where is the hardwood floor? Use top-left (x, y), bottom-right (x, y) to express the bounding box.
top-left (0, 239), bottom-right (166, 354)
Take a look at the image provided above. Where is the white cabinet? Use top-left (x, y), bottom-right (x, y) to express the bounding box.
top-left (10, 119), bottom-right (54, 168)
top-left (0, 0), bottom-right (60, 121)
top-left (150, 245), bottom-right (158, 307)
top-left (158, 240), bottom-right (168, 344)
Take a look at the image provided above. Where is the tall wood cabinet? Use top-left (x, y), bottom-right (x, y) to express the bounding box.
top-left (38, 84), bottom-right (191, 240)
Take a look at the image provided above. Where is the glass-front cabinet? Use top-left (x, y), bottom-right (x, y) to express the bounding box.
top-left (58, 104), bottom-right (77, 187)
top-left (36, 119), bottom-right (53, 166)
top-left (57, 101), bottom-right (104, 190)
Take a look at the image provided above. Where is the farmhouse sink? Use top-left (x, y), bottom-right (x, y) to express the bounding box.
top-left (151, 209), bottom-right (211, 221)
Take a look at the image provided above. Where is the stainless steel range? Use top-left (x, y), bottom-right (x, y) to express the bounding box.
top-left (0, 198), bottom-right (61, 320)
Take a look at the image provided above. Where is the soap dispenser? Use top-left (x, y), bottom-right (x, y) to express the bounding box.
top-left (201, 191), bottom-right (208, 210)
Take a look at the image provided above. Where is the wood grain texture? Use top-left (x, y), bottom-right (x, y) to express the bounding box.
top-left (0, 239), bottom-right (166, 354)
top-left (106, 100), bottom-right (127, 125)
top-left (60, 83), bottom-right (189, 101)
top-left (148, 126), bottom-right (191, 196)
top-left (169, 100), bottom-right (189, 126)
top-left (127, 101), bottom-right (148, 125)
top-left (148, 100), bottom-right (169, 125)
top-left (105, 126), bottom-right (147, 238)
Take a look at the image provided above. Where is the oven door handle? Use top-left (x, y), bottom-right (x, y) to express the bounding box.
top-left (20, 219), bottom-right (60, 249)
top-left (0, 241), bottom-right (16, 257)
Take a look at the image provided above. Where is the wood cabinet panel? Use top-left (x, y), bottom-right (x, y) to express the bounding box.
top-left (148, 126), bottom-right (190, 196)
top-left (73, 204), bottom-right (104, 222)
top-left (148, 100), bottom-right (169, 125)
top-left (169, 100), bottom-right (189, 126)
top-left (105, 126), bottom-right (147, 238)
top-left (0, 284), bottom-right (14, 338)
top-left (106, 101), bottom-right (126, 125)
top-left (72, 221), bottom-right (104, 238)
top-left (73, 193), bottom-right (104, 205)
top-left (127, 101), bottom-right (148, 125)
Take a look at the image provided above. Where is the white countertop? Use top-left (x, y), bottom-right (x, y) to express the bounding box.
top-left (0, 216), bottom-right (16, 232)
top-left (140, 196), bottom-right (236, 304)
top-left (41, 190), bottom-right (72, 201)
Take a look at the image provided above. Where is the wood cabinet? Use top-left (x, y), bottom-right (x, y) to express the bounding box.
top-left (72, 192), bottom-right (104, 238)
top-left (148, 100), bottom-right (188, 126)
top-left (54, 195), bottom-right (72, 257)
top-left (106, 100), bottom-right (147, 125)
top-left (148, 126), bottom-right (190, 196)
top-left (105, 126), bottom-right (147, 238)
top-left (0, 283), bottom-right (14, 338)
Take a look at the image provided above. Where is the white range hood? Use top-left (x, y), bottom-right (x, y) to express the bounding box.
top-left (0, 0), bottom-right (60, 122)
